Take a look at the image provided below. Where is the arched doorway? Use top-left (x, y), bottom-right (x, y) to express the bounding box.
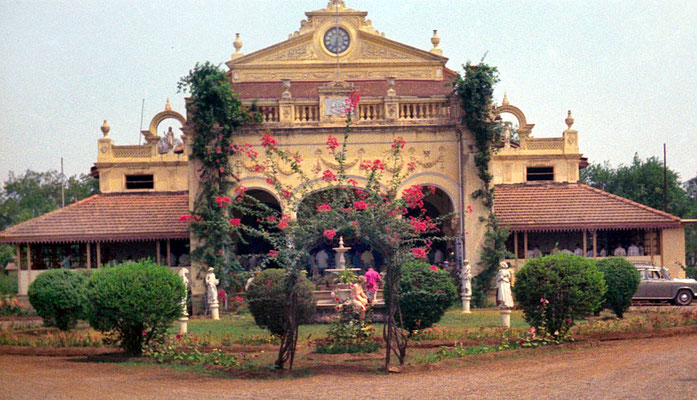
top-left (404, 185), bottom-right (455, 266)
top-left (235, 189), bottom-right (281, 270)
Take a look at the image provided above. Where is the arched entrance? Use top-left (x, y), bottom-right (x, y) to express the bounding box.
top-left (235, 189), bottom-right (281, 270)
top-left (404, 185), bottom-right (455, 266)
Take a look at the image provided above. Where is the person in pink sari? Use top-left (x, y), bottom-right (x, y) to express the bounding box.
top-left (364, 267), bottom-right (382, 302)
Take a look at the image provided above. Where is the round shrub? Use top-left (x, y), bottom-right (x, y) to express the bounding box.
top-left (394, 260), bottom-right (457, 333)
top-left (514, 254), bottom-right (606, 338)
top-left (246, 269), bottom-right (315, 337)
top-left (28, 269), bottom-right (87, 330)
top-left (85, 260), bottom-right (185, 356)
top-left (596, 257), bottom-right (641, 318)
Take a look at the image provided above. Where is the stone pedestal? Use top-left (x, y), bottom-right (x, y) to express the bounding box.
top-left (178, 317), bottom-right (188, 334)
top-left (499, 308), bottom-right (511, 328)
top-left (461, 295), bottom-right (471, 314)
top-left (210, 301), bottom-right (220, 320)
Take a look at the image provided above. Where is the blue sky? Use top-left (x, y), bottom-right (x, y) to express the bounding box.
top-left (1, 0), bottom-right (695, 183)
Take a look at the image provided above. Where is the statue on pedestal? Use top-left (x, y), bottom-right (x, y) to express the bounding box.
top-left (461, 260), bottom-right (472, 314)
top-left (497, 261), bottom-right (514, 327)
top-left (177, 268), bottom-right (189, 333)
top-left (205, 267), bottom-right (220, 320)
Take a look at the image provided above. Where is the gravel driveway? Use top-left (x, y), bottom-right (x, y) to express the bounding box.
top-left (1, 332), bottom-right (696, 399)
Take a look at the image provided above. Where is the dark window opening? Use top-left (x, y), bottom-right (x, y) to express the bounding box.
top-left (126, 174), bottom-right (154, 189)
top-left (527, 167), bottom-right (554, 181)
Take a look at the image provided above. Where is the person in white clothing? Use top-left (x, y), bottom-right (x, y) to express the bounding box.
top-left (613, 244), bottom-right (627, 256)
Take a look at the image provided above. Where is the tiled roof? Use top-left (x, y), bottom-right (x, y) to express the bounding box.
top-left (0, 192), bottom-right (190, 243)
top-left (494, 183), bottom-right (682, 232)
top-left (231, 76), bottom-right (455, 100)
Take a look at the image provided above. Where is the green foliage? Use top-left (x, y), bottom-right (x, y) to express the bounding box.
top-left (145, 333), bottom-right (240, 367)
top-left (453, 62), bottom-right (510, 307)
top-left (245, 269), bottom-right (316, 337)
top-left (177, 62), bottom-right (261, 288)
top-left (514, 254), bottom-right (606, 339)
top-left (314, 305), bottom-right (378, 354)
top-left (84, 260), bottom-right (185, 356)
top-left (0, 272), bottom-right (18, 295)
top-left (0, 295), bottom-right (26, 316)
top-left (334, 268), bottom-right (357, 284)
top-left (28, 269), bottom-right (87, 330)
top-left (394, 260), bottom-right (457, 333)
top-left (596, 258), bottom-right (641, 318)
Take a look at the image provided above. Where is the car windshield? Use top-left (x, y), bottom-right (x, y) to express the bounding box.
top-left (661, 268), bottom-right (672, 279)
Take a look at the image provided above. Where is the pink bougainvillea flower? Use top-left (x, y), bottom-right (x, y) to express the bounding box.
top-left (428, 185), bottom-right (436, 194)
top-left (466, 205), bottom-right (474, 213)
top-left (326, 135), bottom-right (339, 151)
top-left (179, 215), bottom-right (194, 222)
top-left (235, 296), bottom-right (244, 303)
top-left (351, 220), bottom-right (360, 226)
top-left (330, 291), bottom-right (336, 297)
top-left (392, 136), bottom-right (406, 149)
top-left (403, 185), bottom-right (425, 209)
top-left (215, 196), bottom-right (231, 208)
top-left (280, 189), bottom-right (291, 199)
top-left (412, 248), bottom-right (427, 259)
top-left (353, 200), bottom-right (368, 210)
top-left (321, 169), bottom-right (337, 182)
top-left (316, 204), bottom-right (332, 212)
top-left (260, 132), bottom-right (278, 149)
top-left (430, 265), bottom-right (438, 272)
top-left (229, 218), bottom-right (241, 226)
top-left (142, 331), bottom-right (147, 336)
top-left (268, 250), bottom-right (278, 258)
top-left (278, 219), bottom-right (289, 230)
top-left (266, 177), bottom-right (275, 185)
top-left (540, 298), bottom-right (549, 304)
top-left (323, 229), bottom-right (336, 240)
top-left (407, 161), bottom-right (417, 172)
top-left (347, 178), bottom-right (358, 187)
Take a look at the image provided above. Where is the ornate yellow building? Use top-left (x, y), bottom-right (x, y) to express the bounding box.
top-left (0, 1), bottom-right (688, 299)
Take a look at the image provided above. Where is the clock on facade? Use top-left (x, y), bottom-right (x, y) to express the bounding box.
top-left (323, 27), bottom-right (350, 54)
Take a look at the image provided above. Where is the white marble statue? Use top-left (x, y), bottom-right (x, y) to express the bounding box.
top-left (205, 267), bottom-right (219, 304)
top-left (496, 262), bottom-right (514, 309)
top-left (461, 262), bottom-right (472, 296)
top-left (178, 268), bottom-right (189, 309)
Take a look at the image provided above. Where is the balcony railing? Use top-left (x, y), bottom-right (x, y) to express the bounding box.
top-left (242, 96), bottom-right (456, 127)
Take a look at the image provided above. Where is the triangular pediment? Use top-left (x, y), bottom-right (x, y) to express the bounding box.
top-left (227, 1), bottom-right (448, 83)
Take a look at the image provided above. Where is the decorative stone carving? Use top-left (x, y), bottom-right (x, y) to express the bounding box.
top-left (359, 42), bottom-right (411, 60)
top-left (263, 44), bottom-right (318, 61)
top-left (177, 268), bottom-right (189, 334)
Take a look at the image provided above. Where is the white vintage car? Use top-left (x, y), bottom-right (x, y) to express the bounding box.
top-left (633, 264), bottom-right (697, 306)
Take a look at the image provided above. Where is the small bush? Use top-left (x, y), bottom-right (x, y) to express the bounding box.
top-left (0, 273), bottom-right (18, 295)
top-left (28, 269), bottom-right (87, 330)
top-left (85, 260), bottom-right (185, 356)
top-left (395, 260), bottom-right (457, 334)
top-left (245, 269), bottom-right (315, 337)
top-left (514, 254), bottom-right (606, 338)
top-left (596, 258), bottom-right (641, 318)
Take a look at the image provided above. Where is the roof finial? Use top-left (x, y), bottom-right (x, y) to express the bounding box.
top-left (430, 30), bottom-right (442, 55)
top-left (565, 110), bottom-right (574, 129)
top-left (232, 33), bottom-right (244, 59)
top-left (502, 92), bottom-right (509, 106)
top-left (101, 120), bottom-right (110, 137)
top-left (165, 98), bottom-right (172, 111)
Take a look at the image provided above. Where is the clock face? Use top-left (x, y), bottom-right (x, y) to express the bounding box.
top-left (323, 27), bottom-right (350, 54)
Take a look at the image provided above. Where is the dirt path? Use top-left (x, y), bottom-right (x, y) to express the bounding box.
top-left (2, 333), bottom-right (697, 399)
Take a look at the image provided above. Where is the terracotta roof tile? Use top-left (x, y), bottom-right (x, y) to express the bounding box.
top-left (232, 76), bottom-right (455, 100)
top-left (494, 183), bottom-right (681, 232)
top-left (0, 192), bottom-right (190, 243)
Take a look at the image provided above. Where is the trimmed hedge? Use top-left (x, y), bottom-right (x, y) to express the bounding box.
top-left (395, 260), bottom-right (457, 333)
top-left (596, 258), bottom-right (641, 318)
top-left (28, 269), bottom-right (87, 330)
top-left (514, 254), bottom-right (606, 338)
top-left (85, 260), bottom-right (184, 356)
top-left (246, 269), bottom-right (315, 337)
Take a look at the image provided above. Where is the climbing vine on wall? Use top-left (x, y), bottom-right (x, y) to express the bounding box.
top-left (453, 62), bottom-right (512, 307)
top-left (177, 62), bottom-right (262, 287)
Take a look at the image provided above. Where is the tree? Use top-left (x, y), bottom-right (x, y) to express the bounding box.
top-left (581, 155), bottom-right (697, 267)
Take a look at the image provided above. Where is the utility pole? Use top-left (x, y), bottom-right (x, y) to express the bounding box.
top-left (60, 157), bottom-right (65, 208)
top-left (663, 143), bottom-right (667, 212)
top-left (139, 98), bottom-right (145, 145)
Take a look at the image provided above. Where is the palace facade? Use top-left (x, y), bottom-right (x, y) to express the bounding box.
top-left (0, 1), bottom-right (687, 299)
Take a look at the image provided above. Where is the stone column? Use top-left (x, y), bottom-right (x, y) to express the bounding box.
top-left (86, 242), bottom-right (91, 269)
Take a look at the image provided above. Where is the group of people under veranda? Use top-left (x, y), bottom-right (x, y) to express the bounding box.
top-left (526, 242), bottom-right (645, 258)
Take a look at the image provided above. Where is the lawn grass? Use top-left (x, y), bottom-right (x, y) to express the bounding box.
top-left (181, 307), bottom-right (529, 346)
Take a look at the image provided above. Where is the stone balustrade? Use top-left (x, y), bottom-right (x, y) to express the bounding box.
top-left (242, 95), bottom-right (456, 127)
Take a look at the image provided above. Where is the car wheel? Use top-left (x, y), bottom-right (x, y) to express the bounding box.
top-left (674, 290), bottom-right (693, 306)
